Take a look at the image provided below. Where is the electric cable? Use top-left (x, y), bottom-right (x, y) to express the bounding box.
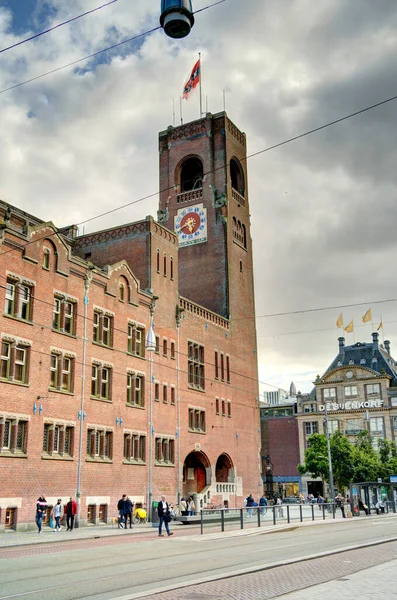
top-left (0, 1), bottom-right (119, 55)
top-left (0, 0), bottom-right (225, 96)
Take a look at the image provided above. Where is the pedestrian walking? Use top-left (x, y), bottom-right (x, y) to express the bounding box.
top-left (36, 494), bottom-right (47, 533)
top-left (51, 499), bottom-right (63, 532)
top-left (65, 497), bottom-right (77, 531)
top-left (187, 497), bottom-right (195, 516)
top-left (124, 496), bottom-right (133, 529)
top-left (157, 495), bottom-right (173, 537)
top-left (335, 493), bottom-right (346, 518)
top-left (117, 494), bottom-right (127, 529)
top-left (259, 494), bottom-right (267, 516)
top-left (180, 497), bottom-right (188, 515)
top-left (246, 493), bottom-right (254, 517)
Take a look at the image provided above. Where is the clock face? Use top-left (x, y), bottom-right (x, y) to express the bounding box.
top-left (346, 370), bottom-right (354, 379)
top-left (174, 204), bottom-right (207, 247)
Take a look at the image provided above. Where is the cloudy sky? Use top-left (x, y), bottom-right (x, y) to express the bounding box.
top-left (1, 0), bottom-right (397, 395)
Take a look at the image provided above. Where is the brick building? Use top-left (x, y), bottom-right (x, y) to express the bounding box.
top-left (0, 112), bottom-right (261, 531)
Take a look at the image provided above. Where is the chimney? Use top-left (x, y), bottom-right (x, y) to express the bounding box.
top-left (385, 340), bottom-right (391, 355)
top-left (372, 332), bottom-right (379, 350)
top-left (338, 337), bottom-right (345, 353)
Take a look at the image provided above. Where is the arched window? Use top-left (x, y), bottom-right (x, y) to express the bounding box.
top-left (230, 158), bottom-right (245, 197)
top-left (119, 283), bottom-right (125, 302)
top-left (180, 157), bottom-right (203, 192)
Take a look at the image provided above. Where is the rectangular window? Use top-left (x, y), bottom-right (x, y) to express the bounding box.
top-left (366, 383), bottom-right (381, 395)
top-left (220, 353), bottom-right (225, 381)
top-left (170, 386), bottom-right (175, 405)
top-left (4, 280), bottom-right (32, 321)
top-left (163, 253), bottom-right (167, 277)
top-left (226, 355), bottom-right (230, 383)
top-left (188, 408), bottom-right (206, 433)
top-left (227, 401), bottom-right (231, 418)
top-left (215, 351), bottom-right (219, 380)
top-left (155, 336), bottom-right (160, 354)
top-left (305, 422), bottom-right (318, 436)
top-left (128, 324), bottom-right (145, 357)
top-left (91, 364), bottom-right (112, 400)
top-left (170, 256), bottom-right (174, 280)
top-left (216, 397), bottom-right (220, 414)
top-left (344, 386), bottom-right (358, 397)
top-left (16, 421), bottom-right (26, 452)
top-left (322, 388), bottom-right (336, 399)
top-left (156, 249), bottom-right (160, 273)
top-left (93, 311), bottom-right (113, 347)
top-left (163, 339), bottom-right (168, 356)
top-left (49, 353), bottom-right (74, 393)
top-left (369, 417), bottom-right (384, 435)
top-left (3, 419), bottom-right (11, 449)
top-left (53, 297), bottom-right (76, 334)
top-left (345, 418), bottom-right (363, 436)
top-left (127, 373), bottom-right (144, 407)
top-left (124, 433), bottom-right (146, 462)
top-left (155, 437), bottom-right (175, 464)
top-left (170, 342), bottom-right (175, 360)
top-left (43, 423), bottom-right (73, 456)
top-left (154, 382), bottom-right (159, 401)
top-left (188, 341), bottom-right (205, 391)
top-left (0, 342), bottom-right (29, 384)
top-left (221, 399), bottom-right (226, 416)
top-left (327, 420), bottom-right (339, 434)
top-left (163, 384), bottom-right (167, 403)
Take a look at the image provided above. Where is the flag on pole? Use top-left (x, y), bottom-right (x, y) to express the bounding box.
top-left (336, 313), bottom-right (343, 328)
top-left (182, 59), bottom-right (201, 100)
top-left (377, 320), bottom-right (383, 331)
top-left (344, 320), bottom-right (354, 333)
top-left (362, 309), bottom-right (372, 323)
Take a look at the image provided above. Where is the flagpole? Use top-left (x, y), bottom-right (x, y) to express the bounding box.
top-left (173, 98), bottom-right (176, 127)
top-left (199, 52), bottom-right (203, 118)
top-left (180, 96), bottom-right (183, 125)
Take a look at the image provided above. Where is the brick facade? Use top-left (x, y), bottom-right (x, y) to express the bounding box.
top-left (0, 113), bottom-right (261, 530)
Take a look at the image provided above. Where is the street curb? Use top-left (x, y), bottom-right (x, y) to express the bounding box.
top-left (111, 533), bottom-right (397, 599)
top-left (0, 512), bottom-right (395, 551)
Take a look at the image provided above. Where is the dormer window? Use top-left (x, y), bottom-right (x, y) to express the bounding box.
top-left (360, 358), bottom-right (366, 365)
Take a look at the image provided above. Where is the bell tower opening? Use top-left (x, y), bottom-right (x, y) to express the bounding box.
top-left (180, 157), bottom-right (203, 192)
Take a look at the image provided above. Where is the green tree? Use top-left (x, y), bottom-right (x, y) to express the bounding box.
top-left (297, 431), bottom-right (354, 492)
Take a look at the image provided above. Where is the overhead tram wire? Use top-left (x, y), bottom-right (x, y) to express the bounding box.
top-left (0, 0), bottom-right (225, 96)
top-left (0, 0), bottom-right (119, 55)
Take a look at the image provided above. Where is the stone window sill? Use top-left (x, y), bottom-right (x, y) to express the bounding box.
top-left (41, 453), bottom-right (74, 461)
top-left (3, 314), bottom-right (33, 326)
top-left (86, 457), bottom-right (113, 463)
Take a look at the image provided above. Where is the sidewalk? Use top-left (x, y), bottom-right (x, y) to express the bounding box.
top-left (1, 512), bottom-right (395, 549)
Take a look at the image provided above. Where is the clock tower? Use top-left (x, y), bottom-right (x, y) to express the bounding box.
top-left (158, 111), bottom-right (255, 326)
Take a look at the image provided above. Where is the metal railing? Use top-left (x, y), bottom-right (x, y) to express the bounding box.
top-left (199, 501), bottom-right (397, 533)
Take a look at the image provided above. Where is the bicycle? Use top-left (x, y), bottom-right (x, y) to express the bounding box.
top-left (132, 507), bottom-right (147, 524)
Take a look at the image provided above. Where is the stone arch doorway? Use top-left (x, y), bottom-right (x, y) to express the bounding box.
top-left (183, 451), bottom-right (211, 496)
top-left (215, 453), bottom-right (235, 483)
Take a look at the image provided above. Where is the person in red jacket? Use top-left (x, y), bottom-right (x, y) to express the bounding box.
top-left (65, 497), bottom-right (77, 531)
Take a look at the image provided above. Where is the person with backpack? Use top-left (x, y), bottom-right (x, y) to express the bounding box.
top-left (246, 493), bottom-right (255, 518)
top-left (117, 494), bottom-right (127, 529)
top-left (259, 494), bottom-right (267, 516)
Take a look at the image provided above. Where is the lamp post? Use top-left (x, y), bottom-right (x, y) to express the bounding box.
top-left (146, 321), bottom-right (156, 521)
top-left (75, 271), bottom-right (92, 527)
top-left (323, 403), bottom-right (335, 501)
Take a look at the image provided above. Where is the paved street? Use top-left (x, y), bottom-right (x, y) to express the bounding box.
top-left (0, 514), bottom-right (395, 599)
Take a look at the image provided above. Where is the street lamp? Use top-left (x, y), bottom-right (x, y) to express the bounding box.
top-left (160, 0), bottom-right (195, 39)
top-left (146, 322), bottom-right (156, 521)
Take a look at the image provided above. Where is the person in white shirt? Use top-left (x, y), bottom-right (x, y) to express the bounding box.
top-left (157, 495), bottom-right (173, 537)
top-left (51, 499), bottom-right (63, 532)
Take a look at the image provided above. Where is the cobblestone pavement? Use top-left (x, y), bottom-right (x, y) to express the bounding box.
top-left (279, 558), bottom-right (397, 599)
top-left (141, 540), bottom-right (397, 599)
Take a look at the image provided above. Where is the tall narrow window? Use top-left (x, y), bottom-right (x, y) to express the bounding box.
top-left (170, 256), bottom-right (174, 280)
top-left (215, 351), bottom-right (219, 380)
top-left (188, 341), bottom-right (205, 391)
top-left (156, 249), bottom-right (160, 273)
top-left (163, 253), bottom-right (167, 277)
top-left (5, 280), bottom-right (33, 321)
top-left (226, 355), bottom-right (230, 384)
top-left (220, 353), bottom-right (225, 381)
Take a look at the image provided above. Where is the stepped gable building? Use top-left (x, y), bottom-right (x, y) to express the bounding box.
top-left (296, 333), bottom-right (397, 496)
top-left (0, 112), bottom-right (261, 531)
